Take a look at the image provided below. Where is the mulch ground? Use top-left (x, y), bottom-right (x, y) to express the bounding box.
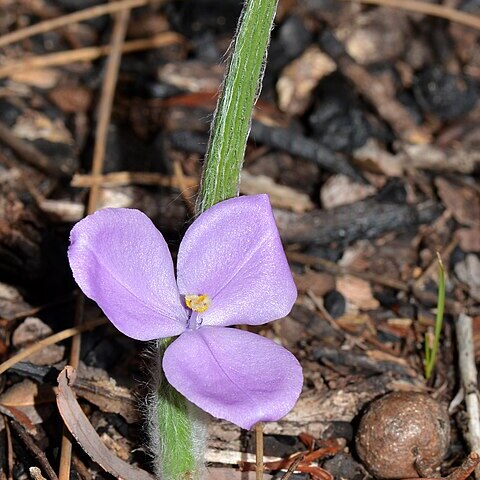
top-left (0, 0), bottom-right (479, 479)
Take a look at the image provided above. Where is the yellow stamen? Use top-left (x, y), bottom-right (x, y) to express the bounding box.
top-left (185, 294), bottom-right (211, 313)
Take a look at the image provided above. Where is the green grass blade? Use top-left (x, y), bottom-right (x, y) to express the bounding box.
top-left (425, 253), bottom-right (446, 380)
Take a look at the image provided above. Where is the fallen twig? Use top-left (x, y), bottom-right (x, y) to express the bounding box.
top-left (0, 123), bottom-right (67, 178)
top-left (256, 423), bottom-right (264, 480)
top-left (58, 6), bottom-right (132, 479)
top-left (250, 120), bottom-right (365, 183)
top-left (0, 0), bottom-right (148, 48)
top-left (0, 32), bottom-right (184, 79)
top-left (448, 453), bottom-right (480, 480)
top-left (71, 170), bottom-right (196, 189)
top-left (0, 317), bottom-right (107, 375)
top-left (455, 314), bottom-right (480, 479)
top-left (10, 421), bottom-right (58, 480)
top-left (342, 0), bottom-right (480, 31)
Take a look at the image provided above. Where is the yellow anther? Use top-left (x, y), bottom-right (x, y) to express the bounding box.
top-left (185, 294), bottom-right (211, 313)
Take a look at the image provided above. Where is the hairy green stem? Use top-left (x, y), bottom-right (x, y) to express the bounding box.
top-left (151, 339), bottom-right (207, 480)
top-left (152, 0), bottom-right (278, 478)
top-left (197, 0), bottom-right (279, 213)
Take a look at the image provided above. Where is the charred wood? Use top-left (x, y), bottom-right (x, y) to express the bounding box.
top-left (277, 198), bottom-right (441, 246)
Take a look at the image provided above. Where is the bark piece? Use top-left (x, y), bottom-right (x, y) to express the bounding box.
top-left (276, 198), bottom-right (441, 246)
top-left (336, 275), bottom-right (380, 310)
top-left (241, 171), bottom-right (313, 213)
top-left (12, 318), bottom-right (64, 365)
top-left (277, 45), bottom-right (336, 115)
top-left (455, 255), bottom-right (480, 302)
top-left (435, 177), bottom-right (480, 227)
top-left (456, 226), bottom-right (480, 253)
top-left (342, 8), bottom-right (410, 65)
top-left (320, 174), bottom-right (376, 209)
top-left (49, 86), bottom-right (92, 113)
top-left (0, 282), bottom-right (32, 321)
top-left (0, 170), bottom-right (45, 280)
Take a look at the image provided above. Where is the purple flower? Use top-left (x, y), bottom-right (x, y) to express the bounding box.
top-left (68, 194), bottom-right (303, 429)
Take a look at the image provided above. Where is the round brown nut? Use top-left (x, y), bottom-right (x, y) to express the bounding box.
top-left (355, 391), bottom-right (450, 479)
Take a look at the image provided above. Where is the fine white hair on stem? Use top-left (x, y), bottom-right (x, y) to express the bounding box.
top-left (144, 340), bottom-right (209, 480)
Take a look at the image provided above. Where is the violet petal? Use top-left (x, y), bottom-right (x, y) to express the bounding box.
top-left (163, 326), bottom-right (303, 429)
top-left (177, 195), bottom-right (297, 327)
top-left (68, 208), bottom-right (187, 340)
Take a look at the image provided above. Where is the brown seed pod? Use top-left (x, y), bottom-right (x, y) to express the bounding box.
top-left (355, 391), bottom-right (450, 479)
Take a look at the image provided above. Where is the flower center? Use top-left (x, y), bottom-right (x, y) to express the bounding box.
top-left (185, 294), bottom-right (211, 313)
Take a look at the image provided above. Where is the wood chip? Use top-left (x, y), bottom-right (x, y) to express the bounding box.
top-left (435, 177), bottom-right (480, 227)
top-left (10, 68), bottom-right (60, 89)
top-left (49, 86), bottom-right (92, 113)
top-left (0, 379), bottom-right (55, 425)
top-left (38, 199), bottom-right (85, 223)
top-left (12, 110), bottom-right (74, 144)
top-left (342, 8), bottom-right (410, 65)
top-left (241, 171), bottom-right (314, 213)
top-left (277, 45), bottom-right (336, 115)
top-left (455, 254), bottom-right (480, 302)
top-left (403, 143), bottom-right (478, 174)
top-left (206, 466), bottom-right (272, 479)
top-left (206, 449), bottom-right (280, 466)
top-left (29, 467), bottom-right (48, 480)
top-left (353, 138), bottom-right (403, 177)
top-left (12, 317), bottom-right (65, 365)
top-left (158, 61), bottom-right (223, 92)
top-left (320, 174), bottom-right (376, 209)
top-left (456, 226), bottom-right (480, 253)
top-left (56, 366), bottom-right (155, 480)
top-left (294, 271), bottom-right (336, 297)
top-left (336, 275), bottom-right (380, 310)
top-left (0, 282), bottom-right (32, 321)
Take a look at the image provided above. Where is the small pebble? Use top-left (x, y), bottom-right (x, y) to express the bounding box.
top-left (324, 290), bottom-right (346, 319)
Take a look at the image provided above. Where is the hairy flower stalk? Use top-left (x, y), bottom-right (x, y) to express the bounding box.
top-left (149, 339), bottom-right (208, 479)
top-left (198, 0), bottom-right (280, 213)
top-left (153, 0), bottom-right (280, 478)
top-left (67, 1), bottom-right (300, 480)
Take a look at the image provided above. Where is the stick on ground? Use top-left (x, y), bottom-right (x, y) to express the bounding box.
top-left (455, 313), bottom-right (480, 480)
top-left (57, 6), bottom-right (131, 479)
top-left (256, 423), bottom-right (264, 480)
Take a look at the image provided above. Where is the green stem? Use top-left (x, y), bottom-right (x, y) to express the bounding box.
top-left (152, 339), bottom-right (206, 480)
top-left (197, 0), bottom-right (279, 213)
top-left (153, 1), bottom-right (278, 478)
